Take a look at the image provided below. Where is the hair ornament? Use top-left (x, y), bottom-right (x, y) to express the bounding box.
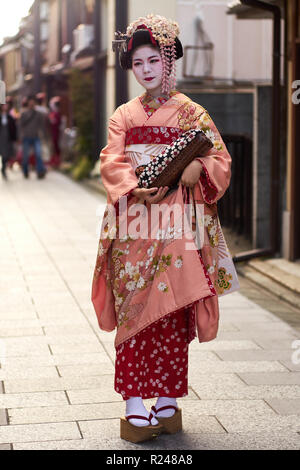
top-left (113, 14), bottom-right (182, 95)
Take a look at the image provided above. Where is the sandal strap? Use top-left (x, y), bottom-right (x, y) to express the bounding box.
top-left (126, 414), bottom-right (151, 423)
top-left (151, 405), bottom-right (178, 414)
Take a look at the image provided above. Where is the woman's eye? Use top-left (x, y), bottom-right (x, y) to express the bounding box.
top-left (150, 60), bottom-right (159, 64)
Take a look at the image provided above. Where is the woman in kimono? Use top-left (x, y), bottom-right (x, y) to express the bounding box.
top-left (91, 14), bottom-right (240, 443)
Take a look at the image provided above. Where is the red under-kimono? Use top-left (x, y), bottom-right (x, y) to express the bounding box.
top-left (91, 91), bottom-right (240, 400)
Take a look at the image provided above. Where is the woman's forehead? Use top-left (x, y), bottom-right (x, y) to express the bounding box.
top-left (132, 46), bottom-right (160, 60)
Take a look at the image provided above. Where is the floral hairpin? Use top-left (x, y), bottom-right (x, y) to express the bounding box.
top-left (126, 14), bottom-right (179, 46)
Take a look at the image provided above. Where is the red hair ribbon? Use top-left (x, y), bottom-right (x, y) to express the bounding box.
top-left (127, 24), bottom-right (157, 51)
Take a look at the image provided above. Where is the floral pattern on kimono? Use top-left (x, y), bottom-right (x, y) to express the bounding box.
top-left (140, 90), bottom-right (180, 118)
top-left (91, 91), bottom-right (240, 348)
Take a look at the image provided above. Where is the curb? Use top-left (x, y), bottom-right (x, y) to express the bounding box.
top-left (237, 262), bottom-right (300, 311)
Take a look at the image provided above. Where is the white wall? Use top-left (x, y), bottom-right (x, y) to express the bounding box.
top-left (176, 0), bottom-right (273, 83)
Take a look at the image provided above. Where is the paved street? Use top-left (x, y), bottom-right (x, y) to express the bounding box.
top-left (0, 169), bottom-right (300, 450)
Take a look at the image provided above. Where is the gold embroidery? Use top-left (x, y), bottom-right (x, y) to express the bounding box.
top-left (214, 267), bottom-right (233, 295)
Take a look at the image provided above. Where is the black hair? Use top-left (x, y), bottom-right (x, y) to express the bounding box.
top-left (119, 29), bottom-right (183, 70)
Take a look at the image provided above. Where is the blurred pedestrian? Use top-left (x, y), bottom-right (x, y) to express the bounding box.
top-left (49, 96), bottom-right (62, 168)
top-left (19, 95), bottom-right (47, 179)
top-left (0, 103), bottom-right (17, 180)
top-left (35, 92), bottom-right (48, 116)
top-left (36, 92), bottom-right (51, 164)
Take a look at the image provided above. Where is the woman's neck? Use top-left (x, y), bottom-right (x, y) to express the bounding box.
top-left (145, 87), bottom-right (169, 100)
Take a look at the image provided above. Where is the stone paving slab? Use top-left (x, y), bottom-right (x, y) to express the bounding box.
top-left (49, 343), bottom-right (105, 355)
top-left (253, 338), bottom-right (300, 350)
top-left (1, 343), bottom-right (52, 358)
top-left (190, 382), bottom-right (300, 400)
top-left (0, 422), bottom-right (81, 444)
top-left (42, 325), bottom-right (98, 336)
top-left (215, 349), bottom-right (295, 362)
top-left (13, 435), bottom-right (167, 451)
top-left (265, 398), bottom-right (300, 415)
top-left (4, 375), bottom-right (114, 394)
top-left (0, 328), bottom-right (44, 338)
top-left (216, 414), bottom-right (300, 434)
top-left (0, 310), bottom-right (38, 321)
top-left (0, 318), bottom-right (87, 328)
top-left (0, 444), bottom-right (11, 450)
top-left (8, 402), bottom-right (126, 425)
top-left (0, 391), bottom-right (68, 409)
top-left (189, 360), bottom-right (287, 374)
top-left (3, 353), bottom-right (111, 368)
top-left (0, 409), bottom-right (8, 425)
top-left (238, 372), bottom-right (300, 385)
top-left (0, 366), bottom-right (59, 380)
top-left (226, 321), bottom-right (296, 333)
top-left (189, 340), bottom-right (262, 351)
top-left (57, 363), bottom-right (114, 377)
top-left (216, 330), bottom-right (298, 342)
top-left (280, 360), bottom-right (300, 372)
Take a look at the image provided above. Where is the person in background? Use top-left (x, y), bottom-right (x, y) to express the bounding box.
top-left (49, 96), bottom-right (62, 168)
top-left (19, 95), bottom-right (47, 179)
top-left (35, 92), bottom-right (49, 116)
top-left (36, 92), bottom-right (51, 165)
top-left (0, 102), bottom-right (17, 180)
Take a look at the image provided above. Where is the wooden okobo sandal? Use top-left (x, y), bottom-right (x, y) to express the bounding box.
top-left (151, 405), bottom-right (182, 434)
top-left (120, 412), bottom-right (163, 443)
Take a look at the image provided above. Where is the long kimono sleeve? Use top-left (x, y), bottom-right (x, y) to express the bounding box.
top-left (100, 104), bottom-right (139, 206)
top-left (194, 109), bottom-right (231, 204)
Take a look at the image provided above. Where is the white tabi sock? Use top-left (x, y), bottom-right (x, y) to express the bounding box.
top-left (154, 397), bottom-right (178, 418)
top-left (126, 397), bottom-right (159, 427)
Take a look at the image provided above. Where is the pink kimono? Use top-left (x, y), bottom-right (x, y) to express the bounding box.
top-left (91, 91), bottom-right (240, 399)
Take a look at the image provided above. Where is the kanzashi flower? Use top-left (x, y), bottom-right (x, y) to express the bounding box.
top-left (126, 14), bottom-right (179, 47)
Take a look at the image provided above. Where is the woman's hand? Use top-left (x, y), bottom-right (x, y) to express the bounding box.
top-left (132, 186), bottom-right (169, 204)
top-left (180, 160), bottom-right (203, 188)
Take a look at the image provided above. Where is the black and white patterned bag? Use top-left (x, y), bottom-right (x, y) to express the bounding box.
top-left (136, 129), bottom-right (213, 190)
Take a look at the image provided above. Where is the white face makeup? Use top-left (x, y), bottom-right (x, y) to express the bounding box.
top-left (132, 45), bottom-right (164, 98)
